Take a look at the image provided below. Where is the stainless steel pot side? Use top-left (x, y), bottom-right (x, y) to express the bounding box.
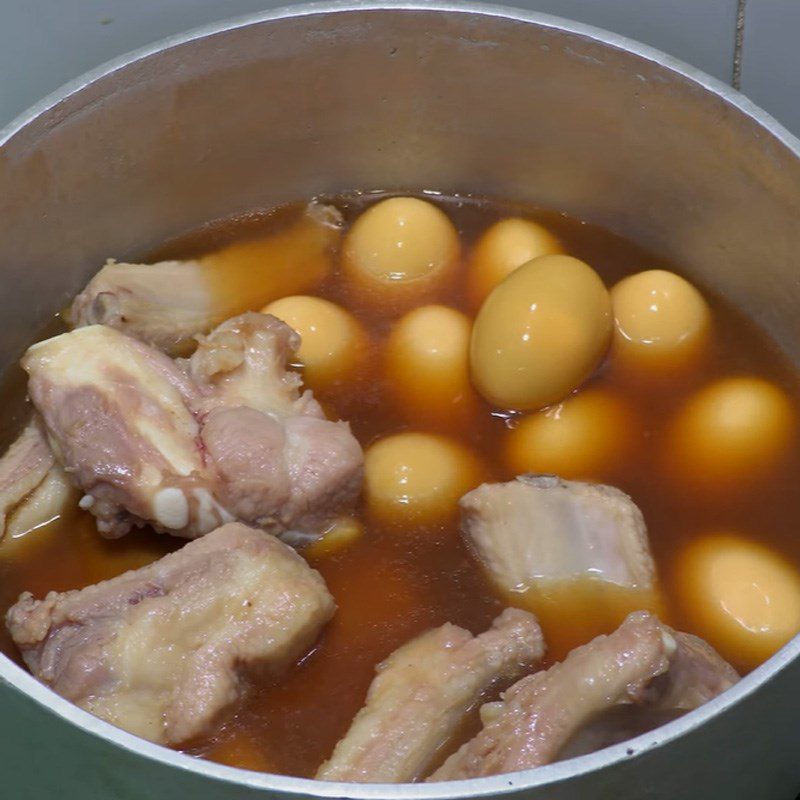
top-left (1, 3), bottom-right (800, 799)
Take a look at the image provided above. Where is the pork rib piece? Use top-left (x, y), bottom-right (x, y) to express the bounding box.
top-left (429, 611), bottom-right (672, 780)
top-left (22, 324), bottom-right (227, 538)
top-left (317, 608), bottom-right (545, 783)
top-left (428, 611), bottom-right (738, 781)
top-left (21, 314), bottom-right (362, 541)
top-left (69, 202), bottom-right (342, 355)
top-left (0, 416), bottom-right (55, 538)
top-left (190, 313), bottom-right (363, 540)
top-left (560, 628), bottom-right (739, 759)
top-left (639, 630), bottom-right (739, 711)
top-left (461, 474), bottom-right (656, 593)
top-left (6, 522), bottom-right (336, 744)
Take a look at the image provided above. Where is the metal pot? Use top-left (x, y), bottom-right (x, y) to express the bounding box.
top-left (2, 4), bottom-right (799, 799)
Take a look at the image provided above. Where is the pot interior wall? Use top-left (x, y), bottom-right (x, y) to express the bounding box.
top-left (2, 8), bottom-right (799, 380)
top-left (1, 8), bottom-right (799, 422)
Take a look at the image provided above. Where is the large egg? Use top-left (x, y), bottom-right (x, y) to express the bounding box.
top-left (342, 197), bottom-right (460, 311)
top-left (470, 255), bottom-right (612, 410)
top-left (467, 217), bottom-right (562, 308)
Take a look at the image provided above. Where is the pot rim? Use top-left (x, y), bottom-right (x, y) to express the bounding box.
top-left (2, 2), bottom-right (800, 796)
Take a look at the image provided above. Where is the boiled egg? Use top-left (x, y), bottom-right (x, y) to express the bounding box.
top-left (262, 295), bottom-right (366, 390)
top-left (678, 532), bottom-right (800, 668)
top-left (664, 376), bottom-right (795, 491)
top-left (342, 197), bottom-right (459, 311)
top-left (364, 432), bottom-right (483, 524)
top-left (611, 269), bottom-right (710, 377)
top-left (470, 255), bottom-right (612, 410)
top-left (385, 304), bottom-right (476, 427)
top-left (467, 217), bottom-right (562, 308)
top-left (505, 388), bottom-right (635, 481)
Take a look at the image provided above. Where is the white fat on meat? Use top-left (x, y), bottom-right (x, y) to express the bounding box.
top-left (4, 462), bottom-right (77, 541)
top-left (5, 523), bottom-right (336, 745)
top-left (317, 608), bottom-right (545, 783)
top-left (0, 416), bottom-right (58, 539)
top-left (461, 474), bottom-right (656, 595)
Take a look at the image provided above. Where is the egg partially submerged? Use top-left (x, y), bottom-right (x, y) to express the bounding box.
top-left (469, 254), bottom-right (612, 411)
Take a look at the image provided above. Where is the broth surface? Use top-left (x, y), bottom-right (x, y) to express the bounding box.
top-left (2, 193), bottom-right (799, 778)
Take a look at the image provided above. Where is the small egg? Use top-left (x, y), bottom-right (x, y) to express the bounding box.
top-left (342, 197), bottom-right (460, 310)
top-left (262, 296), bottom-right (366, 389)
top-left (467, 217), bottom-right (562, 308)
top-left (304, 516), bottom-right (364, 560)
top-left (364, 432), bottom-right (483, 524)
top-left (611, 270), bottom-right (710, 377)
top-left (470, 255), bottom-right (612, 411)
top-left (385, 305), bottom-right (476, 427)
top-left (664, 377), bottom-right (795, 490)
top-left (505, 388), bottom-right (635, 481)
top-left (677, 533), bottom-right (800, 668)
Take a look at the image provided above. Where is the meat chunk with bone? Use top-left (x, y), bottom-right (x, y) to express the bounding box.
top-left (21, 314), bottom-right (362, 541)
top-left (460, 475), bottom-right (660, 653)
top-left (188, 312), bottom-right (363, 540)
top-left (316, 608), bottom-right (544, 783)
top-left (461, 474), bottom-right (655, 593)
top-left (69, 202), bottom-right (342, 355)
top-left (5, 522), bottom-right (335, 744)
top-left (22, 324), bottom-right (226, 538)
top-left (636, 629), bottom-right (739, 711)
top-left (560, 628), bottom-right (739, 759)
top-left (428, 611), bottom-right (737, 781)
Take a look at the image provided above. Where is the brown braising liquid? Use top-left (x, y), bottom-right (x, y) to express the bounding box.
top-left (1, 193), bottom-right (799, 778)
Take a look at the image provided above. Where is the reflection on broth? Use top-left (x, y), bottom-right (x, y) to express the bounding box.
top-left (1, 192), bottom-right (799, 780)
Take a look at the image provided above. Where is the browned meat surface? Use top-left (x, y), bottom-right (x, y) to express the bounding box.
top-left (461, 474), bottom-right (656, 593)
top-left (428, 611), bottom-right (674, 781)
top-left (21, 314), bottom-right (362, 541)
top-left (5, 523), bottom-right (335, 744)
top-left (428, 611), bottom-right (738, 781)
top-left (0, 417), bottom-right (55, 538)
top-left (317, 608), bottom-right (544, 783)
top-left (69, 202), bottom-right (342, 355)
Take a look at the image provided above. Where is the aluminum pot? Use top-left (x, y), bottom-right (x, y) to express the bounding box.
top-left (2, 3), bottom-right (800, 799)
